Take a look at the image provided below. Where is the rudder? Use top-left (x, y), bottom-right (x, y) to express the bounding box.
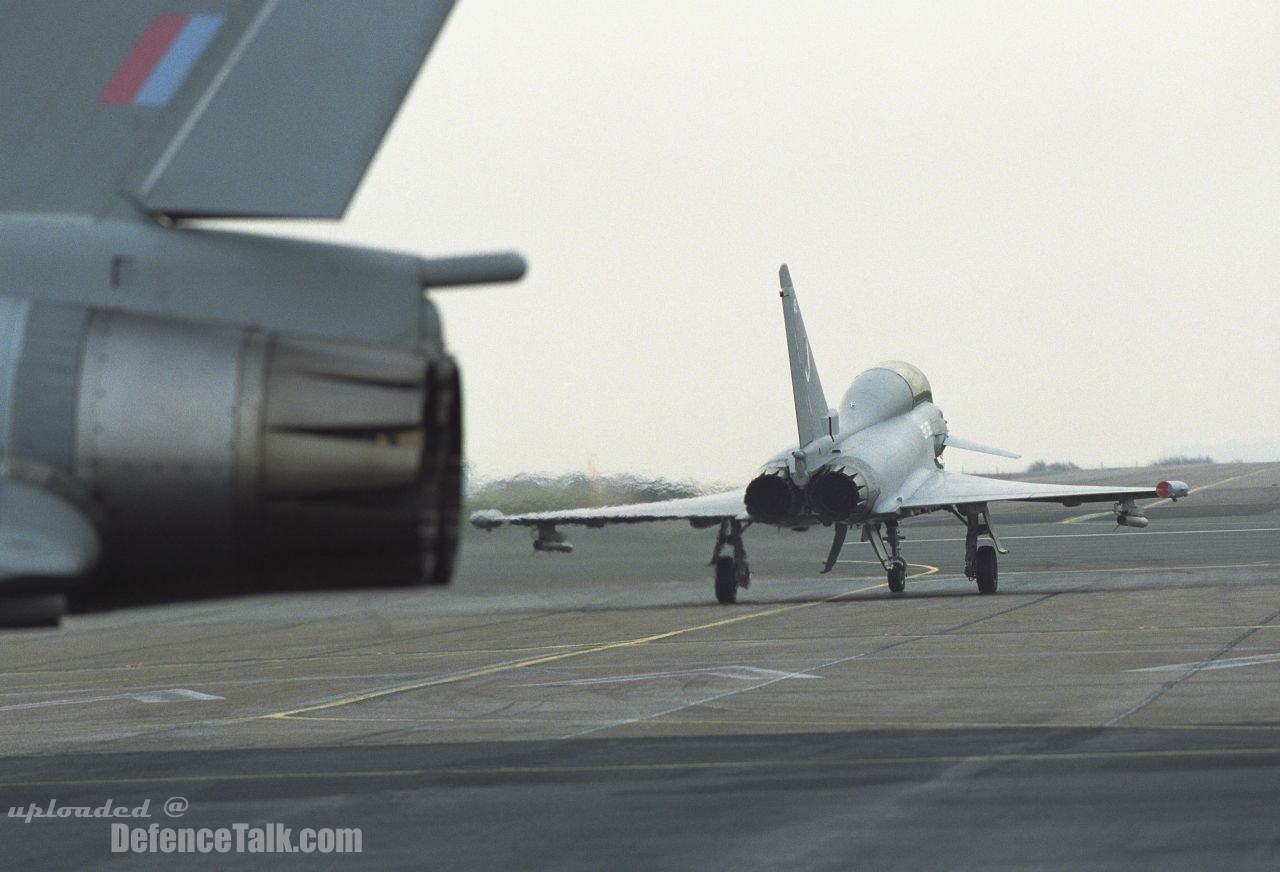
top-left (778, 264), bottom-right (832, 447)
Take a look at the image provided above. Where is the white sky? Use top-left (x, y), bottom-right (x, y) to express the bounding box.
top-left (235, 1), bottom-right (1279, 482)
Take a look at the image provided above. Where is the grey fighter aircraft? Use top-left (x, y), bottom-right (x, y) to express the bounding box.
top-left (0, 1), bottom-right (524, 626)
top-left (472, 265), bottom-right (1188, 604)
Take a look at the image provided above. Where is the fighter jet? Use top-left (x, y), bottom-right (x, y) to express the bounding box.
top-left (472, 265), bottom-right (1188, 604)
top-left (0, 1), bottom-right (524, 626)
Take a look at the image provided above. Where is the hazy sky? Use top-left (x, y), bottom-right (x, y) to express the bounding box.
top-left (233, 1), bottom-right (1278, 483)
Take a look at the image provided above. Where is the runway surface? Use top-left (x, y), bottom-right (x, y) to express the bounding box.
top-left (1, 462), bottom-right (1277, 869)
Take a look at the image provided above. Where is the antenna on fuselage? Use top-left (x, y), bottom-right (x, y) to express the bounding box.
top-left (778, 264), bottom-right (835, 447)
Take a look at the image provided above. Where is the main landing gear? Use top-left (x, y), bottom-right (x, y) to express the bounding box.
top-left (708, 505), bottom-right (1008, 602)
top-left (709, 518), bottom-right (751, 604)
top-left (860, 505), bottom-right (1008, 595)
top-left (956, 505), bottom-right (1007, 594)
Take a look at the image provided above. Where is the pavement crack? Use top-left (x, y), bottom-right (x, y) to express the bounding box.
top-left (1106, 605), bottom-right (1280, 727)
top-left (940, 591), bottom-right (1062, 635)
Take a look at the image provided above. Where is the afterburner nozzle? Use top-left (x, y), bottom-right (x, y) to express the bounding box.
top-left (806, 462), bottom-right (879, 523)
top-left (745, 468), bottom-right (803, 524)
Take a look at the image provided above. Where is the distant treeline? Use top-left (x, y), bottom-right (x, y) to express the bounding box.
top-left (466, 473), bottom-right (711, 514)
top-left (1025, 461), bottom-right (1080, 474)
top-left (1150, 455), bottom-right (1214, 467)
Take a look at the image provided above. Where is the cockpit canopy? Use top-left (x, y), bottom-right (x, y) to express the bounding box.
top-left (837, 360), bottom-right (935, 435)
top-left (871, 361), bottom-right (932, 406)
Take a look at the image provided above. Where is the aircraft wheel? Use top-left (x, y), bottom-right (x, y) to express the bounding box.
top-left (887, 560), bottom-right (906, 593)
top-left (714, 556), bottom-right (737, 604)
top-left (975, 545), bottom-right (998, 594)
top-left (0, 593), bottom-right (66, 628)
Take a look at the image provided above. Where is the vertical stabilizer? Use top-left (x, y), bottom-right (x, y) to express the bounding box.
top-left (778, 265), bottom-right (831, 447)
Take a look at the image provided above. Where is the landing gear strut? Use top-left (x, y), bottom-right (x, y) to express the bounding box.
top-left (958, 505), bottom-right (1007, 594)
top-left (710, 518), bottom-right (750, 604)
top-left (862, 521), bottom-right (908, 593)
top-left (885, 521), bottom-right (907, 593)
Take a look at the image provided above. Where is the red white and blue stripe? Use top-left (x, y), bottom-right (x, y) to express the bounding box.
top-left (100, 13), bottom-right (225, 107)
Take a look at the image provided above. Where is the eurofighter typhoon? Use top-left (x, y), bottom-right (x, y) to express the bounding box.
top-left (0, 1), bottom-right (524, 626)
top-left (473, 266), bottom-right (1188, 604)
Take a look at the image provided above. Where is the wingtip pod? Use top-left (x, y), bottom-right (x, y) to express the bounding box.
top-left (778, 264), bottom-right (793, 296)
top-left (1157, 480), bottom-right (1189, 500)
top-left (469, 509), bottom-right (506, 531)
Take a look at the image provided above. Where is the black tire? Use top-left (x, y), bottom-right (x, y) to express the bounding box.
top-left (887, 561), bottom-right (906, 593)
top-left (714, 556), bottom-right (737, 604)
top-left (976, 545), bottom-right (998, 594)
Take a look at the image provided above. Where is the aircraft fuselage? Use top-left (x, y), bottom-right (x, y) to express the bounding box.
top-left (746, 362), bottom-right (946, 526)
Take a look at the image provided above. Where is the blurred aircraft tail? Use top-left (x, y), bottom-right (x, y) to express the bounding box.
top-left (0, 0), bottom-right (456, 220)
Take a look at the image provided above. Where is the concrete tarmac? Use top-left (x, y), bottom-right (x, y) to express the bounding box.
top-left (1, 462), bottom-right (1277, 869)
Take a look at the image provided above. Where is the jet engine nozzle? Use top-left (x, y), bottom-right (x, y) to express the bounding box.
top-left (745, 468), bottom-right (803, 525)
top-left (806, 463), bottom-right (879, 523)
top-left (5, 304), bottom-right (464, 599)
top-left (1157, 480), bottom-right (1189, 500)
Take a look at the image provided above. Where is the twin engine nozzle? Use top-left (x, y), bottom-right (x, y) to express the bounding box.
top-left (745, 463), bottom-right (880, 525)
top-left (744, 468), bottom-right (803, 525)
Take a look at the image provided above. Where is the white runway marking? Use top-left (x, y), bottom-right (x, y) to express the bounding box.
top-left (520, 666), bottom-right (821, 687)
top-left (846, 527), bottom-right (1279, 546)
top-left (561, 656), bottom-right (865, 740)
top-left (1126, 653), bottom-right (1280, 673)
top-left (0, 688), bottom-right (222, 712)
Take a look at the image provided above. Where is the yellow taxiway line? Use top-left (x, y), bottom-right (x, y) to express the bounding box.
top-left (262, 562), bottom-right (939, 720)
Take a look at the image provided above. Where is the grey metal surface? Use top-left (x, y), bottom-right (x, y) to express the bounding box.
top-left (0, 467), bottom-right (1275, 868)
top-left (0, 0), bottom-right (456, 220)
top-left (137, 0), bottom-right (456, 218)
top-left (0, 1), bottom-right (524, 606)
top-left (0, 300), bottom-right (455, 588)
top-left (416, 252), bottom-right (530, 291)
top-left (8, 303), bottom-right (90, 475)
top-left (834, 366), bottom-right (917, 436)
top-left (0, 218), bottom-right (432, 348)
top-left (0, 479), bottom-right (99, 584)
top-left (75, 309), bottom-right (245, 556)
top-left (779, 264), bottom-right (831, 446)
top-left (0, 297), bottom-right (30, 455)
top-left (0, 217), bottom-right (524, 348)
top-left (0, 0), bottom-right (228, 217)
top-left (264, 374), bottom-right (423, 431)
